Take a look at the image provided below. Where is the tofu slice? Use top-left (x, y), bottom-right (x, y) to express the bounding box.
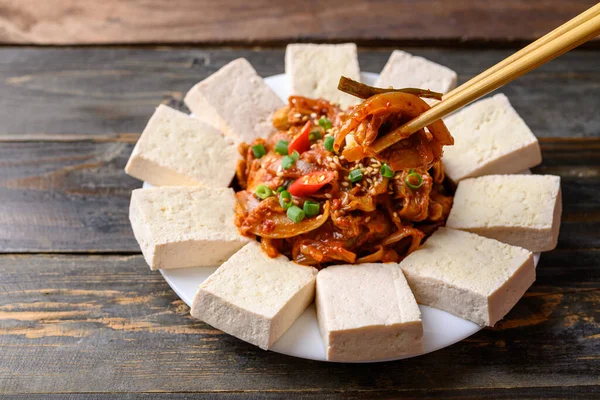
top-left (129, 186), bottom-right (249, 270)
top-left (447, 174), bottom-right (562, 252)
top-left (125, 104), bottom-right (237, 187)
top-left (375, 50), bottom-right (457, 95)
top-left (191, 242), bottom-right (318, 350)
top-left (285, 43), bottom-right (361, 108)
top-left (316, 263), bottom-right (423, 362)
top-left (442, 94), bottom-right (542, 182)
top-left (184, 58), bottom-right (284, 144)
top-left (400, 228), bottom-right (535, 327)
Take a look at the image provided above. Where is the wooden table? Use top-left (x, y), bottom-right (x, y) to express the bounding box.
top-left (1, 2), bottom-right (599, 398)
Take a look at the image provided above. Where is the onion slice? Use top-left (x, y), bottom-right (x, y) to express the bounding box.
top-left (249, 201), bottom-right (331, 239)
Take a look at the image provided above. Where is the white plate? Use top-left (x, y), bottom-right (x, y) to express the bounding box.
top-left (153, 72), bottom-right (541, 362)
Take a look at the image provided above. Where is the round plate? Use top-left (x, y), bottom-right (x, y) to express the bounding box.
top-left (153, 72), bottom-right (541, 362)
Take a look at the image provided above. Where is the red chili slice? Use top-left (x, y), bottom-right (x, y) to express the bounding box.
top-left (288, 171), bottom-right (335, 197)
top-left (288, 121), bottom-right (312, 154)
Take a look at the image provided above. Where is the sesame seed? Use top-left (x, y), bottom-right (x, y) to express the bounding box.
top-left (366, 167), bottom-right (373, 174)
top-left (302, 115), bottom-right (309, 121)
top-left (325, 193), bottom-right (332, 199)
top-left (341, 182), bottom-right (349, 187)
top-left (365, 216), bottom-right (371, 223)
top-left (326, 156), bottom-right (333, 163)
top-left (393, 212), bottom-right (398, 218)
top-left (329, 162), bottom-right (337, 169)
top-left (294, 113), bottom-right (302, 118)
top-left (388, 191), bottom-right (394, 195)
top-left (310, 112), bottom-right (317, 118)
top-left (339, 155), bottom-right (345, 160)
top-left (319, 174), bottom-right (326, 182)
top-left (316, 215), bottom-right (322, 219)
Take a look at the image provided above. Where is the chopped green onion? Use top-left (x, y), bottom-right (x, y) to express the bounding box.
top-left (255, 184), bottom-right (273, 199)
top-left (380, 163), bottom-right (394, 178)
top-left (276, 181), bottom-right (290, 193)
top-left (303, 200), bottom-right (320, 217)
top-left (251, 144), bottom-right (266, 158)
top-left (275, 140), bottom-right (289, 155)
top-left (287, 205), bottom-right (305, 223)
top-left (281, 156), bottom-right (293, 169)
top-left (318, 117), bottom-right (333, 130)
top-left (309, 131), bottom-right (322, 142)
top-left (324, 136), bottom-right (335, 152)
top-left (282, 151), bottom-right (300, 169)
top-left (279, 190), bottom-right (293, 209)
top-left (348, 169), bottom-right (363, 183)
top-left (405, 170), bottom-right (424, 190)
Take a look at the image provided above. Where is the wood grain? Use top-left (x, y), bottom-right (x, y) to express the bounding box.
top-left (3, 389), bottom-right (600, 400)
top-left (0, 253), bottom-right (598, 396)
top-left (0, 138), bottom-right (598, 253)
top-left (1, 47), bottom-right (599, 138)
top-left (0, 0), bottom-right (598, 45)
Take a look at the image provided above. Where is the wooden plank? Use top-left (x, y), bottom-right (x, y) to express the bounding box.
top-left (0, 253), bottom-right (598, 395)
top-left (0, 0), bottom-right (598, 45)
top-left (0, 138), bottom-right (598, 253)
top-left (1, 47), bottom-right (599, 138)
top-left (2, 385), bottom-right (600, 399)
top-left (0, 141), bottom-right (139, 252)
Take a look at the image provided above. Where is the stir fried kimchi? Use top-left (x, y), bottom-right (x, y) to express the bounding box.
top-left (235, 88), bottom-right (455, 268)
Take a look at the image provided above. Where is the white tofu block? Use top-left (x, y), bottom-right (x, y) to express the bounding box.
top-left (191, 242), bottom-right (318, 350)
top-left (125, 104), bottom-right (237, 187)
top-left (184, 58), bottom-right (284, 144)
top-left (129, 186), bottom-right (249, 270)
top-left (400, 228), bottom-right (535, 327)
top-left (375, 50), bottom-right (457, 94)
top-left (443, 94), bottom-right (542, 182)
top-left (316, 263), bottom-right (423, 362)
top-left (285, 43), bottom-right (361, 108)
top-left (447, 175), bottom-right (562, 252)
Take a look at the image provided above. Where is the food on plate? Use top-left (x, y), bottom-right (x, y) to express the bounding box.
top-left (234, 93), bottom-right (455, 267)
top-left (375, 50), bottom-right (457, 97)
top-left (191, 241), bottom-right (318, 350)
top-left (400, 227), bottom-right (535, 326)
top-left (285, 43), bottom-right (361, 108)
top-left (184, 58), bottom-right (284, 144)
top-left (125, 104), bottom-right (238, 187)
top-left (316, 263), bottom-right (422, 361)
top-left (124, 46), bottom-right (563, 361)
top-left (442, 93), bottom-right (542, 182)
top-left (129, 187), bottom-right (249, 270)
top-left (447, 174), bottom-right (562, 252)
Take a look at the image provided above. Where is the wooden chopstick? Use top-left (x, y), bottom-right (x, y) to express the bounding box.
top-left (443, 3), bottom-right (600, 102)
top-left (371, 9), bottom-right (600, 154)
